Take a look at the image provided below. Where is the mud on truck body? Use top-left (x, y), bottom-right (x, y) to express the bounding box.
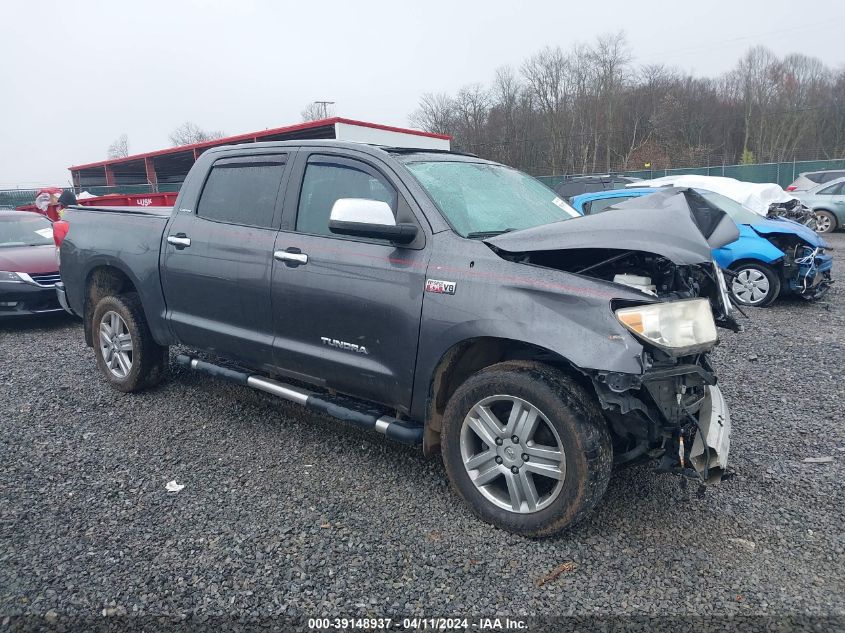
top-left (56, 141), bottom-right (738, 536)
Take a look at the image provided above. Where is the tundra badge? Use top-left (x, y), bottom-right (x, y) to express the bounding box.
top-left (425, 279), bottom-right (457, 295)
top-left (320, 337), bottom-right (369, 355)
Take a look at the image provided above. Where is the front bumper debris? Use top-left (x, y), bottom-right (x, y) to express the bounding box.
top-left (689, 385), bottom-right (731, 483)
top-left (791, 248), bottom-right (833, 299)
top-left (593, 355), bottom-right (733, 485)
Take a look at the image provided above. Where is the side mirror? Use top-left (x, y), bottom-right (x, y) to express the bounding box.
top-left (328, 198), bottom-right (418, 245)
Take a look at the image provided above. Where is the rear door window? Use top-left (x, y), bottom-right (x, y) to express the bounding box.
top-left (197, 155), bottom-right (287, 228)
top-left (818, 182), bottom-right (843, 195)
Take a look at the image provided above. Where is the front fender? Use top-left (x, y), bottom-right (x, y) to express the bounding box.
top-left (410, 247), bottom-right (650, 421)
top-left (712, 225), bottom-right (784, 268)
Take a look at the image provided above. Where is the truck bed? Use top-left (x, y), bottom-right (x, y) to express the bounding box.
top-left (67, 205), bottom-right (174, 217)
top-left (59, 204), bottom-right (173, 345)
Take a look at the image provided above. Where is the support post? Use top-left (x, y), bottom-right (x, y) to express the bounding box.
top-left (144, 157), bottom-right (158, 192)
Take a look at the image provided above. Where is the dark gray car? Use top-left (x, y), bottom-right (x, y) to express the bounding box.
top-left (56, 141), bottom-right (738, 536)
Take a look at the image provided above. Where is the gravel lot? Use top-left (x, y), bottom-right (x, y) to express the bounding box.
top-left (1, 235), bottom-right (843, 631)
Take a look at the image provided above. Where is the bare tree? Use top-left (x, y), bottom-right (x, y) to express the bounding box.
top-left (409, 93), bottom-right (456, 136)
top-left (301, 101), bottom-right (336, 121)
top-left (107, 134), bottom-right (130, 159)
top-left (591, 32), bottom-right (631, 170)
top-left (408, 36), bottom-right (845, 176)
top-left (169, 122), bottom-right (225, 147)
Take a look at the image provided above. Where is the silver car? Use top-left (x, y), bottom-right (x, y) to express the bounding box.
top-left (791, 176), bottom-right (845, 233)
top-left (786, 169), bottom-right (845, 192)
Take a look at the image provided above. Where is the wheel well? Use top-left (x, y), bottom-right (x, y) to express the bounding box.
top-left (422, 337), bottom-right (587, 455)
top-left (728, 258), bottom-right (776, 271)
top-left (82, 266), bottom-right (138, 346)
top-left (728, 258), bottom-right (780, 280)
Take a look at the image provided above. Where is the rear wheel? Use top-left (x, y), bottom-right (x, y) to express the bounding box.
top-left (813, 210), bottom-right (836, 234)
top-left (92, 293), bottom-right (168, 392)
top-left (440, 361), bottom-right (612, 537)
top-left (729, 262), bottom-right (781, 307)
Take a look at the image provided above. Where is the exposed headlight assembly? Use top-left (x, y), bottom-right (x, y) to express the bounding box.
top-left (616, 298), bottom-right (718, 356)
top-left (0, 271), bottom-right (24, 284)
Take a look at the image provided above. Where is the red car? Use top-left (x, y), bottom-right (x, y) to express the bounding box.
top-left (0, 210), bottom-right (63, 316)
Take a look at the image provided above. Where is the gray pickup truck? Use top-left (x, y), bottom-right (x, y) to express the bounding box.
top-left (56, 140), bottom-right (738, 536)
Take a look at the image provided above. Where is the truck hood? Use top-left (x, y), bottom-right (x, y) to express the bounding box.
top-left (486, 190), bottom-right (739, 265)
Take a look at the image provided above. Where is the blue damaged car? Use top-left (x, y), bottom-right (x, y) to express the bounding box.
top-left (572, 187), bottom-right (833, 307)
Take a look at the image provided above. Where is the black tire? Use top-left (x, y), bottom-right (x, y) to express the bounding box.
top-left (728, 262), bottom-right (781, 307)
top-left (92, 293), bottom-right (168, 392)
top-left (814, 210), bottom-right (836, 234)
top-left (440, 361), bottom-right (612, 538)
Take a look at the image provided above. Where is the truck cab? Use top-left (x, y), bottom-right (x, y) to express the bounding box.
top-left (57, 141), bottom-right (737, 537)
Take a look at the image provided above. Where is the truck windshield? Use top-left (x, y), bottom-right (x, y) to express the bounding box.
top-left (405, 161), bottom-right (579, 238)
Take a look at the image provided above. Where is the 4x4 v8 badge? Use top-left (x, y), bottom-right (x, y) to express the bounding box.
top-left (425, 279), bottom-right (457, 295)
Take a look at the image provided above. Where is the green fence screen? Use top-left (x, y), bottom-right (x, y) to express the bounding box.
top-left (535, 158), bottom-right (845, 190)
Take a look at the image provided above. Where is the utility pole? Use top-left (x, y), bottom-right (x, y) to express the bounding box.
top-left (314, 101), bottom-right (336, 119)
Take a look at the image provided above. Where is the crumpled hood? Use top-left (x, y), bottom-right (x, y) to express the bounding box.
top-left (749, 216), bottom-right (827, 247)
top-left (486, 189), bottom-right (739, 265)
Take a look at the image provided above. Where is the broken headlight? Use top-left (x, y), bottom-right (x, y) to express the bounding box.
top-left (616, 298), bottom-right (718, 356)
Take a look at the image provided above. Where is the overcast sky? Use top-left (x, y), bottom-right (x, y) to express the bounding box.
top-left (1, 0), bottom-right (842, 187)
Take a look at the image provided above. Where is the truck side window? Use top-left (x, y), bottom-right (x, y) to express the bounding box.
top-left (296, 158), bottom-right (397, 237)
top-left (197, 158), bottom-right (286, 228)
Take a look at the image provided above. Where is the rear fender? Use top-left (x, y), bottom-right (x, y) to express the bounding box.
top-left (80, 256), bottom-right (173, 347)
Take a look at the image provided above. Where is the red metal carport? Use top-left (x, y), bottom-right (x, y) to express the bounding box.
top-left (69, 118), bottom-right (451, 191)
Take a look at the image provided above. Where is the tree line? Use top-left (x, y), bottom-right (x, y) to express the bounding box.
top-left (409, 33), bottom-right (845, 177)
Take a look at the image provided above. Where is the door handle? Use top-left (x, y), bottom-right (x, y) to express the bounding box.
top-left (167, 234), bottom-right (191, 248)
top-left (274, 249), bottom-right (308, 266)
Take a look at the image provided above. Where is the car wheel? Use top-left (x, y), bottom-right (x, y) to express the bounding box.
top-left (92, 293), bottom-right (168, 392)
top-left (729, 263), bottom-right (781, 307)
top-left (440, 361), bottom-right (612, 538)
top-left (813, 210), bottom-right (836, 234)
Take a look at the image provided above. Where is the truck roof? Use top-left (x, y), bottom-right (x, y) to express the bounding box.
top-left (200, 139), bottom-right (487, 163)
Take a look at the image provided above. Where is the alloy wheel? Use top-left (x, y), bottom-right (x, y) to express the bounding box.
top-left (731, 268), bottom-right (771, 305)
top-left (99, 311), bottom-right (133, 378)
top-left (814, 212), bottom-right (833, 233)
top-left (459, 395), bottom-right (565, 514)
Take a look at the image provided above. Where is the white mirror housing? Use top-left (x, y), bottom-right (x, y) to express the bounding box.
top-left (330, 198), bottom-right (396, 226)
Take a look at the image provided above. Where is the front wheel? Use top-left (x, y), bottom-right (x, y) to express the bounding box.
top-left (440, 361), bottom-right (612, 538)
top-left (729, 262), bottom-right (781, 307)
top-left (92, 293), bottom-right (168, 392)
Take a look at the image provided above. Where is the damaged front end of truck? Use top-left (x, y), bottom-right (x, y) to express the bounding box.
top-left (485, 194), bottom-right (740, 486)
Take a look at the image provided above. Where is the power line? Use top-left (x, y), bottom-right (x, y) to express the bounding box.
top-left (636, 19), bottom-right (836, 63)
